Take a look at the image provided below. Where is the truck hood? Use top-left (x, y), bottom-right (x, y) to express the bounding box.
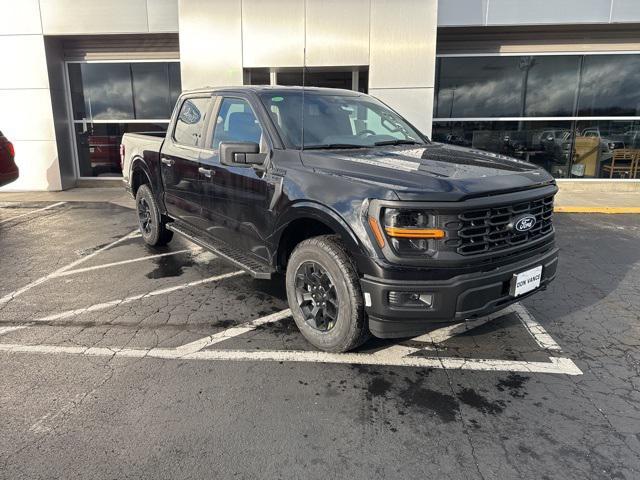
top-left (301, 142), bottom-right (555, 201)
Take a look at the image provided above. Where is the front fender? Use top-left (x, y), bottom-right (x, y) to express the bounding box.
top-left (273, 200), bottom-right (370, 257)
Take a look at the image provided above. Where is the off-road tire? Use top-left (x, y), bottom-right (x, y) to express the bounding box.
top-left (286, 235), bottom-right (370, 352)
top-left (135, 184), bottom-right (173, 247)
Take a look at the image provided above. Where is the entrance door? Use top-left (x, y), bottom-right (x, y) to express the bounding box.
top-left (161, 96), bottom-right (211, 226)
top-left (199, 96), bottom-right (273, 262)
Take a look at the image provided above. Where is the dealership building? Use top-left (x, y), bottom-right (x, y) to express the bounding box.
top-left (1, 0), bottom-right (640, 191)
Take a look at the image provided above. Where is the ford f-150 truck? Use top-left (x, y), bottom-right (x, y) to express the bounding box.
top-left (122, 86), bottom-right (558, 353)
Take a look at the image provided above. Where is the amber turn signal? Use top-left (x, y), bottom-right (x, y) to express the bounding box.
top-left (384, 227), bottom-right (446, 239)
top-left (368, 217), bottom-right (386, 248)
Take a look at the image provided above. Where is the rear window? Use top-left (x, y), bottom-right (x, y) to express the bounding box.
top-left (173, 97), bottom-right (210, 147)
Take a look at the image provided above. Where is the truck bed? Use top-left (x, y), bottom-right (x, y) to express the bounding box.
top-left (121, 133), bottom-right (165, 187)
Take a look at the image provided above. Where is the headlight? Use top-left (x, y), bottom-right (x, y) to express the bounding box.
top-left (375, 208), bottom-right (445, 255)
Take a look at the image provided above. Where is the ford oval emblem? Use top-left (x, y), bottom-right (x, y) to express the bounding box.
top-left (512, 214), bottom-right (537, 233)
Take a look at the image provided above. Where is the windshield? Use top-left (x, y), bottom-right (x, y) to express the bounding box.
top-left (258, 91), bottom-right (427, 149)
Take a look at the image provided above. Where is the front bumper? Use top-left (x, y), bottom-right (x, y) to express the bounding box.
top-left (360, 245), bottom-right (559, 339)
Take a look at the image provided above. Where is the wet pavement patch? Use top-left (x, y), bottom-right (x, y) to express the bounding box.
top-left (457, 388), bottom-right (506, 415)
top-left (367, 377), bottom-right (393, 398)
top-left (400, 381), bottom-right (459, 423)
top-left (146, 253), bottom-right (195, 279)
top-left (496, 373), bottom-right (530, 398)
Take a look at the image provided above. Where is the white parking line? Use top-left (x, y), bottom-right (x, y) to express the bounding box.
top-left (0, 306), bottom-right (582, 375)
top-left (512, 303), bottom-right (562, 351)
top-left (175, 309), bottom-right (292, 355)
top-left (374, 306), bottom-right (519, 357)
top-left (0, 325), bottom-right (30, 337)
top-left (0, 229), bottom-right (140, 306)
top-left (32, 270), bottom-right (245, 322)
top-left (0, 342), bottom-right (582, 375)
top-left (0, 201), bottom-right (66, 225)
top-left (52, 248), bottom-right (199, 277)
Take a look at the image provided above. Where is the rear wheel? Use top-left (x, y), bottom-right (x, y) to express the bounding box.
top-left (286, 235), bottom-right (369, 353)
top-left (135, 184), bottom-right (173, 247)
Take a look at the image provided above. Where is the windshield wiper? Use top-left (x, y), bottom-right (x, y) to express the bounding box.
top-left (303, 144), bottom-right (368, 150)
top-left (373, 139), bottom-right (423, 147)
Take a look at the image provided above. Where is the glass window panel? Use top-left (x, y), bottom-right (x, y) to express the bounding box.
top-left (211, 98), bottom-right (263, 150)
top-left (574, 120), bottom-right (640, 178)
top-left (131, 63), bottom-right (172, 119)
top-left (72, 63), bottom-right (135, 121)
top-left (74, 122), bottom-right (167, 177)
top-left (69, 62), bottom-right (182, 121)
top-left (434, 57), bottom-right (524, 118)
top-left (578, 54), bottom-right (640, 117)
top-left (173, 97), bottom-right (211, 147)
top-left (168, 63), bottom-right (183, 111)
top-left (244, 68), bottom-right (270, 85)
top-left (433, 121), bottom-right (575, 178)
top-left (523, 55), bottom-right (580, 117)
top-left (277, 70), bottom-right (304, 86)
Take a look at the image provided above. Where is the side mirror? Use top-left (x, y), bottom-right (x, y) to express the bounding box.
top-left (220, 142), bottom-right (266, 167)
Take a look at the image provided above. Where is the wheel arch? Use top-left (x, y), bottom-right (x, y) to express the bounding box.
top-left (130, 157), bottom-right (153, 197)
top-left (274, 202), bottom-right (365, 271)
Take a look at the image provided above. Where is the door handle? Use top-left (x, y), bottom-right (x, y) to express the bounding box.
top-left (161, 157), bottom-right (174, 167)
top-left (198, 167), bottom-right (213, 178)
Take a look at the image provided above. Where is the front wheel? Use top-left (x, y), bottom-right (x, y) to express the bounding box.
top-left (285, 235), bottom-right (370, 353)
top-left (135, 184), bottom-right (173, 247)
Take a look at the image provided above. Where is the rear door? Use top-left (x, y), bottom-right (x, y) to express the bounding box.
top-left (160, 96), bottom-right (212, 226)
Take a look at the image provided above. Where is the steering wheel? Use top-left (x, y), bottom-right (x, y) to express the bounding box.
top-left (357, 129), bottom-right (377, 138)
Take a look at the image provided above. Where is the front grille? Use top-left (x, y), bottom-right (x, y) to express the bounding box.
top-left (446, 195), bottom-right (554, 256)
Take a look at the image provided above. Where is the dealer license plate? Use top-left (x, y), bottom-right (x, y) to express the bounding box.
top-left (510, 265), bottom-right (543, 297)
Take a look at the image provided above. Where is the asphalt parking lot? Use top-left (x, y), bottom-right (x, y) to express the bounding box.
top-left (0, 200), bottom-right (639, 480)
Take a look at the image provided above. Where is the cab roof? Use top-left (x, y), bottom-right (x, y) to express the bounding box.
top-left (182, 85), bottom-right (363, 97)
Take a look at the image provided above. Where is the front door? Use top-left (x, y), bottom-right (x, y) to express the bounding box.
top-left (199, 96), bottom-right (273, 262)
top-left (161, 96), bottom-right (211, 227)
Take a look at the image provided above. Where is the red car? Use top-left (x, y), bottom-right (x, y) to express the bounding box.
top-left (0, 130), bottom-right (18, 187)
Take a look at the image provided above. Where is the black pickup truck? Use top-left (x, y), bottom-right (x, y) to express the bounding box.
top-left (122, 86), bottom-right (558, 352)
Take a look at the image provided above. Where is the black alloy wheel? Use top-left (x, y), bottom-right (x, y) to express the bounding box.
top-left (294, 261), bottom-right (339, 331)
top-left (137, 196), bottom-right (153, 235)
top-left (135, 184), bottom-right (173, 247)
top-left (285, 235), bottom-right (370, 352)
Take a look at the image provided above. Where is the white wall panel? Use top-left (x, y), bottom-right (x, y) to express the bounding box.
top-left (369, 0), bottom-right (438, 89)
top-left (148, 0), bottom-right (179, 32)
top-left (242, 0), bottom-right (304, 68)
top-left (179, 0), bottom-right (243, 89)
top-left (305, 0), bottom-right (369, 67)
top-left (369, 88), bottom-right (434, 137)
top-left (487, 0), bottom-right (612, 25)
top-left (0, 89), bottom-right (56, 141)
top-left (611, 0), bottom-right (640, 22)
top-left (0, 141), bottom-right (62, 191)
top-left (438, 0), bottom-right (488, 26)
top-left (0, 0), bottom-right (42, 34)
top-left (0, 35), bottom-right (49, 89)
top-left (40, 0), bottom-right (149, 34)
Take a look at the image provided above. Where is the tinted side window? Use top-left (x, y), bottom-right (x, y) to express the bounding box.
top-left (173, 97), bottom-right (210, 147)
top-left (211, 98), bottom-right (263, 150)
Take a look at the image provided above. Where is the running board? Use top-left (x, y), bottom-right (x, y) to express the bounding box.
top-left (166, 221), bottom-right (274, 280)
